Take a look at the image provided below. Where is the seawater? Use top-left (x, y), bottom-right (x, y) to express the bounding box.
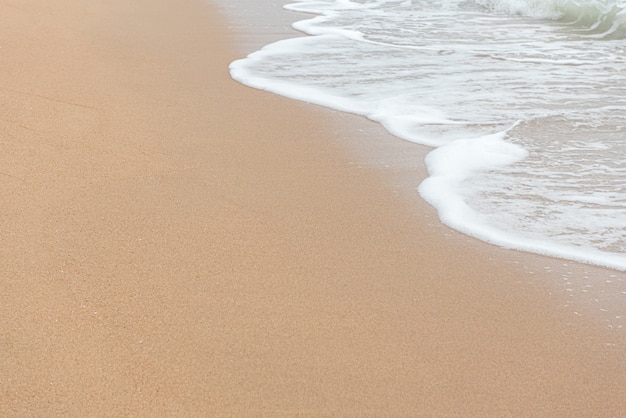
top-left (229, 0), bottom-right (626, 271)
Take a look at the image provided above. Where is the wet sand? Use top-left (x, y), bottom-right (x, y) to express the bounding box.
top-left (1, 0), bottom-right (625, 415)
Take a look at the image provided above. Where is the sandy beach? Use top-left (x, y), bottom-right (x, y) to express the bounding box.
top-left (1, 0), bottom-right (625, 415)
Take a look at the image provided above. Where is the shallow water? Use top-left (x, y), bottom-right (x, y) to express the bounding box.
top-left (228, 0), bottom-right (626, 272)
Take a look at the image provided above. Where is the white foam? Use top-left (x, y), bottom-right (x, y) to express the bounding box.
top-left (230, 36), bottom-right (367, 114)
top-left (419, 130), bottom-right (527, 231)
top-left (419, 130), bottom-right (626, 271)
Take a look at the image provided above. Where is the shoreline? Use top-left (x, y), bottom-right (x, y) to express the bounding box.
top-left (221, 0), bottom-right (626, 333)
top-left (1, 0), bottom-right (625, 415)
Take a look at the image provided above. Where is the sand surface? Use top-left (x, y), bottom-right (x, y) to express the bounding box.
top-left (1, 0), bottom-right (625, 415)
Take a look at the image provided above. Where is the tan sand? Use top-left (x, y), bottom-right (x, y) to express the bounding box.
top-left (1, 0), bottom-right (625, 415)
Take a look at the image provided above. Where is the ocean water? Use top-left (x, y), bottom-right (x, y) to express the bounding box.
top-left (228, 0), bottom-right (626, 272)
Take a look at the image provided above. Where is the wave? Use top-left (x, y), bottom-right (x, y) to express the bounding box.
top-left (473, 0), bottom-right (626, 38)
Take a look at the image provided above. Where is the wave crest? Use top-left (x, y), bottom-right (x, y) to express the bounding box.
top-left (473, 0), bottom-right (626, 38)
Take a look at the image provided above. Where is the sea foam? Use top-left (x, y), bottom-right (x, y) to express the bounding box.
top-left (229, 0), bottom-right (626, 271)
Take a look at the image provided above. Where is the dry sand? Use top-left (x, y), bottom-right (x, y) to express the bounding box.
top-left (1, 0), bottom-right (625, 415)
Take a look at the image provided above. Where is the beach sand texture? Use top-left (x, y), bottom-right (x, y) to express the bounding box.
top-left (1, 0), bottom-right (625, 415)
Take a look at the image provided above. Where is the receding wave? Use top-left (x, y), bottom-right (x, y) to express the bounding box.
top-left (474, 0), bottom-right (626, 38)
top-left (229, 0), bottom-right (626, 272)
